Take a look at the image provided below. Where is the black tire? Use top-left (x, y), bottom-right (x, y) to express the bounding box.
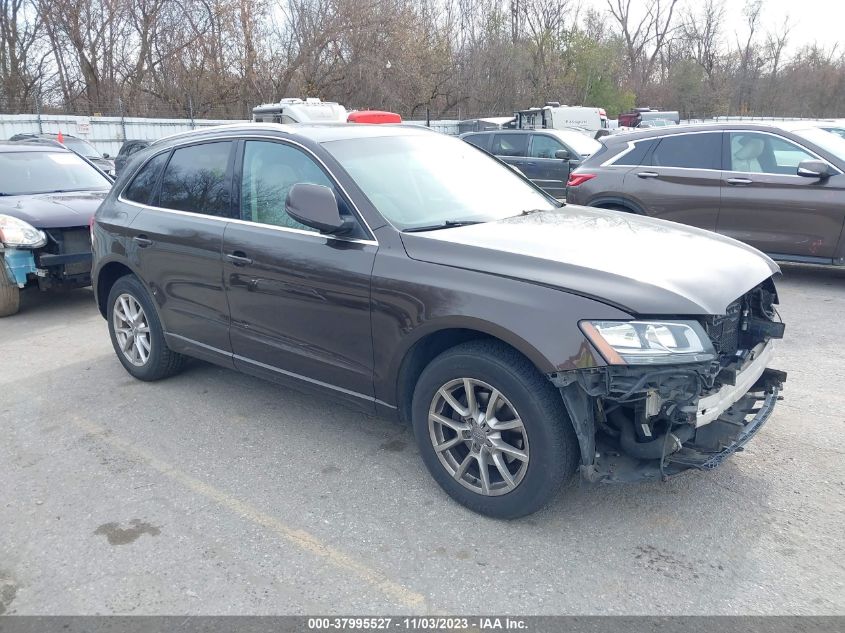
top-left (411, 340), bottom-right (579, 518)
top-left (107, 274), bottom-right (187, 381)
top-left (0, 269), bottom-right (21, 317)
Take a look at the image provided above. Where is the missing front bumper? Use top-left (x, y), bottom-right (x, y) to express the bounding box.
top-left (587, 376), bottom-right (782, 484)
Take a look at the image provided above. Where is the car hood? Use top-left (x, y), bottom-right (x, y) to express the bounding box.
top-left (0, 191), bottom-right (109, 229)
top-left (400, 206), bottom-right (779, 315)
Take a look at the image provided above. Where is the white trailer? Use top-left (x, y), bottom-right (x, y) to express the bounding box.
top-left (516, 104), bottom-right (608, 135)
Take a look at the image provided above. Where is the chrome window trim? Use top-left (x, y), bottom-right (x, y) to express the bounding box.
top-left (602, 128), bottom-right (840, 176)
top-left (118, 134), bottom-right (379, 245)
top-left (602, 130), bottom-right (722, 168)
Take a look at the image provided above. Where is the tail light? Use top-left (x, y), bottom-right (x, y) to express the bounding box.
top-left (567, 173), bottom-right (596, 187)
top-left (89, 216), bottom-right (96, 248)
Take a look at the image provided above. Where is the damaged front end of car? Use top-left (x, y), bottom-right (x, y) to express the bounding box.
top-left (551, 277), bottom-right (786, 483)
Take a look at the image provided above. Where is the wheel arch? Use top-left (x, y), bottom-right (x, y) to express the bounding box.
top-left (95, 259), bottom-right (140, 318)
top-left (588, 196), bottom-right (647, 215)
top-left (392, 321), bottom-right (554, 424)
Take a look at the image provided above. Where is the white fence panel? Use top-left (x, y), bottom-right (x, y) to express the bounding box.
top-left (0, 114), bottom-right (248, 156)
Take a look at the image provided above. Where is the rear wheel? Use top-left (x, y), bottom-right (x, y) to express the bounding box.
top-left (0, 267), bottom-right (21, 317)
top-left (412, 340), bottom-right (579, 518)
top-left (107, 275), bottom-right (187, 380)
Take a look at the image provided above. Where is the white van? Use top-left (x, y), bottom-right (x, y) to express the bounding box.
top-left (252, 98), bottom-right (348, 124)
top-left (516, 104), bottom-right (608, 136)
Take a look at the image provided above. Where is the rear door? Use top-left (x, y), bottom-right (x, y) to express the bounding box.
top-left (717, 130), bottom-right (845, 260)
top-left (125, 140), bottom-right (236, 363)
top-left (625, 131), bottom-right (723, 230)
top-left (222, 139), bottom-right (378, 411)
top-left (491, 133), bottom-right (529, 174)
top-left (527, 133), bottom-right (574, 198)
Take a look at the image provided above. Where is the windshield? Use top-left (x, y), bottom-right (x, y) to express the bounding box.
top-left (61, 137), bottom-right (101, 158)
top-left (792, 127), bottom-right (845, 162)
top-left (0, 151), bottom-right (112, 195)
top-left (324, 134), bottom-right (556, 230)
top-left (554, 132), bottom-right (602, 156)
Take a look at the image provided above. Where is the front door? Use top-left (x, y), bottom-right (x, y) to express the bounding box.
top-left (717, 131), bottom-right (845, 260)
top-left (223, 139), bottom-right (378, 410)
top-left (623, 130), bottom-right (724, 230)
top-left (125, 140), bottom-right (236, 362)
top-left (527, 133), bottom-right (574, 198)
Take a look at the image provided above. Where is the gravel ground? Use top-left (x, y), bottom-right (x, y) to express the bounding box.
top-left (1, 264), bottom-right (843, 615)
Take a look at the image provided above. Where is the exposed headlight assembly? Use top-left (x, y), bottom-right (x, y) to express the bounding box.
top-left (0, 214), bottom-right (47, 248)
top-left (581, 319), bottom-right (716, 365)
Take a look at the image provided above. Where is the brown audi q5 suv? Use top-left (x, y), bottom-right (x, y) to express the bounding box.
top-left (92, 123), bottom-right (786, 518)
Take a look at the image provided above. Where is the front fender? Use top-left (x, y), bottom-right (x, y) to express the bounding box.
top-left (370, 250), bottom-right (633, 407)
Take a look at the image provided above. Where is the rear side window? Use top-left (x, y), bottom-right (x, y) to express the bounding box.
top-left (614, 139), bottom-right (656, 166)
top-left (491, 134), bottom-right (528, 157)
top-left (123, 152), bottom-right (168, 205)
top-left (159, 141), bottom-right (233, 217)
top-left (648, 133), bottom-right (721, 169)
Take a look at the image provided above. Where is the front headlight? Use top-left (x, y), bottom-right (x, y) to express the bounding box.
top-left (580, 319), bottom-right (716, 365)
top-left (0, 214), bottom-right (47, 248)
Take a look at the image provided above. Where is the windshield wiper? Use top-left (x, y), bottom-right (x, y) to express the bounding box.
top-left (403, 220), bottom-right (484, 233)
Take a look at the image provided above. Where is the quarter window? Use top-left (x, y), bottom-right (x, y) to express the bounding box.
top-left (240, 141), bottom-right (338, 232)
top-left (728, 132), bottom-right (816, 174)
top-left (463, 134), bottom-right (490, 151)
top-left (613, 139), bottom-right (656, 166)
top-left (530, 135), bottom-right (566, 159)
top-left (649, 133), bottom-right (721, 169)
top-left (123, 152), bottom-right (168, 205)
top-left (159, 141), bottom-right (233, 217)
top-left (491, 134), bottom-right (528, 157)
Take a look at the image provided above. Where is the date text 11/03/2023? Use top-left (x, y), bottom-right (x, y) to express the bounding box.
top-left (307, 617), bottom-right (528, 630)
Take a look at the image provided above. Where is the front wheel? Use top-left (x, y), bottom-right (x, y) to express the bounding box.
top-left (107, 275), bottom-right (187, 381)
top-left (0, 267), bottom-right (21, 317)
top-left (412, 340), bottom-right (579, 518)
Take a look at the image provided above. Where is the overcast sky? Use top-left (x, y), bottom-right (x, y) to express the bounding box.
top-left (580, 0), bottom-right (842, 55)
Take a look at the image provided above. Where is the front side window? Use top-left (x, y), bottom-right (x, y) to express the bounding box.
top-left (240, 141), bottom-right (337, 232)
top-left (324, 134), bottom-right (556, 231)
top-left (123, 152), bottom-right (168, 205)
top-left (492, 134), bottom-right (528, 157)
top-left (649, 133), bottom-right (721, 170)
top-left (0, 151), bottom-right (112, 195)
top-left (159, 141), bottom-right (233, 217)
top-left (729, 132), bottom-right (815, 174)
top-left (530, 135), bottom-right (565, 159)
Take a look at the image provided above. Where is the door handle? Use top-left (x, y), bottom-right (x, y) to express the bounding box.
top-left (133, 235), bottom-right (153, 247)
top-left (225, 252), bottom-right (253, 266)
top-left (523, 161), bottom-right (537, 166)
top-left (726, 177), bottom-right (753, 185)
top-left (637, 171), bottom-right (659, 178)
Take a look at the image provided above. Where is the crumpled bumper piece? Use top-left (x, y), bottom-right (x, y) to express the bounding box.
top-left (2, 248), bottom-right (38, 287)
top-left (666, 386), bottom-right (779, 472)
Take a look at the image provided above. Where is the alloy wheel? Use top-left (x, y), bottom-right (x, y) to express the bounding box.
top-left (428, 377), bottom-right (529, 496)
top-left (112, 293), bottom-right (151, 367)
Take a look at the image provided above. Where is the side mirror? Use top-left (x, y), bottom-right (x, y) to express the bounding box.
top-left (285, 183), bottom-right (353, 235)
top-left (102, 153), bottom-right (110, 159)
top-left (554, 149), bottom-right (571, 160)
top-left (797, 159), bottom-right (832, 179)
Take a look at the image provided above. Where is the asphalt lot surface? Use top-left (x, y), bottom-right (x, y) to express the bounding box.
top-left (1, 264), bottom-right (844, 615)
